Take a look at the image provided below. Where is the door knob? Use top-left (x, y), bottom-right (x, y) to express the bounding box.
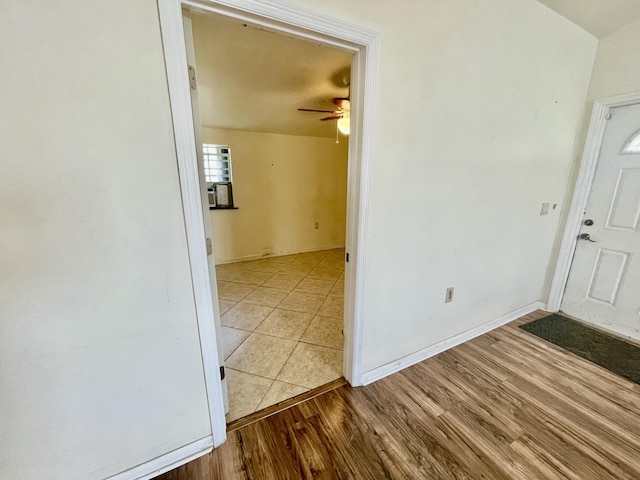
top-left (579, 233), bottom-right (596, 242)
top-left (584, 219), bottom-right (594, 226)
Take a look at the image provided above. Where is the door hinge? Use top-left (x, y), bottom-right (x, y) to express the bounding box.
top-left (345, 252), bottom-right (350, 263)
top-left (605, 113), bottom-right (612, 120)
top-left (220, 366), bottom-right (225, 380)
top-left (188, 65), bottom-right (197, 90)
top-left (206, 237), bottom-right (213, 256)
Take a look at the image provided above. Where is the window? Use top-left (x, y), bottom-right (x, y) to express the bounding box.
top-left (203, 144), bottom-right (235, 209)
top-left (622, 130), bottom-right (640, 154)
top-left (203, 144), bottom-right (232, 182)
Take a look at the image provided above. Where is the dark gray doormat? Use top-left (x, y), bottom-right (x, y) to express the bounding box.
top-left (520, 314), bottom-right (640, 385)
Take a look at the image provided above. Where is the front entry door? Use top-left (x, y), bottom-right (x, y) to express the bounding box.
top-left (561, 102), bottom-right (640, 341)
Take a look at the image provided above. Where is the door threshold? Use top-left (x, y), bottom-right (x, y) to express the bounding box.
top-left (226, 377), bottom-right (347, 432)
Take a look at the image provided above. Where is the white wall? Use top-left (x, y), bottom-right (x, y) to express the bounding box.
top-left (586, 18), bottom-right (640, 100)
top-left (279, 0), bottom-right (597, 372)
top-left (202, 128), bottom-right (348, 263)
top-left (0, 1), bottom-right (211, 479)
top-left (1, 0), bottom-right (599, 477)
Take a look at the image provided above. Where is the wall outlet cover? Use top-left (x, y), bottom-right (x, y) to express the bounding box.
top-left (540, 203), bottom-right (550, 215)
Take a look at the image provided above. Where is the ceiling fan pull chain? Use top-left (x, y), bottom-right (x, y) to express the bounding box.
top-left (336, 121), bottom-right (340, 144)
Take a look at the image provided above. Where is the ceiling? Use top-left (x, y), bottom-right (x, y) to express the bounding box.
top-left (536, 0), bottom-right (640, 38)
top-left (187, 2), bottom-right (640, 139)
top-left (188, 11), bottom-right (352, 138)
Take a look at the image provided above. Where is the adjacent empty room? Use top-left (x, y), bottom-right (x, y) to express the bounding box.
top-left (184, 10), bottom-right (354, 421)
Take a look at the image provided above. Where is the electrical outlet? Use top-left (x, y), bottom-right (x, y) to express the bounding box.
top-left (540, 203), bottom-right (550, 216)
top-left (314, 222), bottom-right (319, 229)
top-left (445, 287), bottom-right (454, 303)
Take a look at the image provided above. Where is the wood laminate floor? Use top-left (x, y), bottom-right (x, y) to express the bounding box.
top-left (156, 310), bottom-right (640, 480)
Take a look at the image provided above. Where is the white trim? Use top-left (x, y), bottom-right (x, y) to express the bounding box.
top-left (105, 437), bottom-right (213, 480)
top-left (342, 29), bottom-right (379, 387)
top-left (176, 0), bottom-right (379, 387)
top-left (360, 302), bottom-right (547, 386)
top-left (215, 244), bottom-right (346, 265)
top-left (157, 0), bottom-right (228, 447)
top-left (157, 0), bottom-right (378, 452)
top-left (547, 91), bottom-right (640, 312)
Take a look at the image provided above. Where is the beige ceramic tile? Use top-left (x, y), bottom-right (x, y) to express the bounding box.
top-left (217, 281), bottom-right (255, 302)
top-left (276, 343), bottom-right (343, 389)
top-left (246, 260), bottom-right (284, 274)
top-left (255, 309), bottom-right (314, 341)
top-left (317, 295), bottom-right (344, 318)
top-left (225, 368), bottom-right (272, 422)
top-left (301, 251), bottom-right (330, 260)
top-left (291, 256), bottom-right (323, 267)
top-left (301, 316), bottom-right (344, 350)
top-left (243, 286), bottom-right (290, 308)
top-left (218, 299), bottom-right (237, 315)
top-left (278, 291), bottom-right (325, 314)
top-left (318, 256), bottom-right (345, 270)
top-left (256, 381), bottom-right (308, 410)
top-left (221, 302), bottom-right (273, 331)
top-left (221, 326), bottom-right (251, 359)
top-left (222, 250), bottom-right (349, 423)
top-left (262, 273), bottom-right (304, 291)
top-left (226, 333), bottom-right (297, 378)
top-left (215, 267), bottom-right (242, 282)
top-left (233, 259), bottom-right (263, 270)
top-left (230, 270), bottom-right (273, 286)
top-left (279, 264), bottom-right (315, 276)
top-left (261, 255), bottom-right (296, 265)
top-left (307, 268), bottom-right (342, 281)
top-left (322, 254), bottom-right (345, 265)
top-left (318, 263), bottom-right (345, 273)
top-left (271, 254), bottom-right (299, 264)
top-left (329, 281), bottom-right (344, 298)
top-left (295, 278), bottom-right (335, 296)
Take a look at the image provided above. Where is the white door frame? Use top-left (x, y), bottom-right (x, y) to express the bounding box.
top-left (157, 0), bottom-right (378, 447)
top-left (547, 90), bottom-right (640, 312)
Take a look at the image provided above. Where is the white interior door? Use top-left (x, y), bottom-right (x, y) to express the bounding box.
top-left (183, 15), bottom-right (229, 413)
top-left (561, 102), bottom-right (640, 341)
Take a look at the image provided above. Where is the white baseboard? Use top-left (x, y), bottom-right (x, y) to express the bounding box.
top-left (105, 436), bottom-right (213, 480)
top-left (360, 301), bottom-right (546, 386)
top-left (216, 244), bottom-right (345, 265)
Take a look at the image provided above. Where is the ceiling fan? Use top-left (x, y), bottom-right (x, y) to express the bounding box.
top-left (298, 97), bottom-right (351, 136)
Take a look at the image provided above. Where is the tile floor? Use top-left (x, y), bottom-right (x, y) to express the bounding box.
top-left (216, 248), bottom-right (345, 422)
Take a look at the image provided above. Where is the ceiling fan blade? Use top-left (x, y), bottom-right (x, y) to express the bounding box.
top-left (298, 108), bottom-right (336, 113)
top-left (332, 98), bottom-right (350, 109)
top-left (320, 116), bottom-right (342, 121)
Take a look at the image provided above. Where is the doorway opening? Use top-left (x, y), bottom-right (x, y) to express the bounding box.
top-left (159, 0), bottom-right (378, 442)
top-left (187, 10), bottom-right (350, 422)
top-left (184, 11), bottom-right (353, 422)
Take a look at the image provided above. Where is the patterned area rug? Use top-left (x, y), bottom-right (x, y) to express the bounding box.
top-left (520, 314), bottom-right (640, 385)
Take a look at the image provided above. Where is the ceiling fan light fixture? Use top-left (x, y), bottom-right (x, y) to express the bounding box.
top-left (337, 114), bottom-right (350, 135)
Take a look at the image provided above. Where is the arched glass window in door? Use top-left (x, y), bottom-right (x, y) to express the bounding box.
top-left (622, 129), bottom-right (640, 154)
